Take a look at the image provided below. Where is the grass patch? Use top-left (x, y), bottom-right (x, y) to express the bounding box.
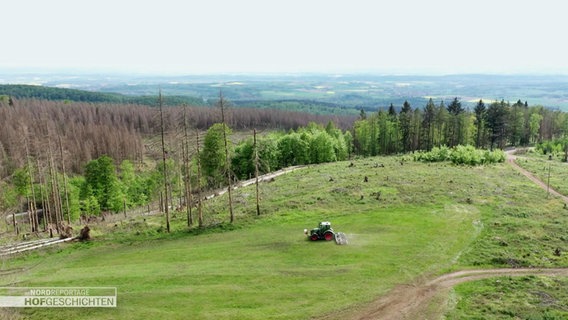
top-left (3, 206), bottom-right (475, 320)
top-left (1, 156), bottom-right (567, 319)
top-left (514, 152), bottom-right (568, 196)
top-left (446, 276), bottom-right (568, 319)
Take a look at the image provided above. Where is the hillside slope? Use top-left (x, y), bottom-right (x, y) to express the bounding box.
top-left (1, 156), bottom-right (566, 319)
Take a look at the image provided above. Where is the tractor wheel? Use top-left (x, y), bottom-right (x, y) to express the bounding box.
top-left (310, 234), bottom-right (319, 241)
top-left (324, 232), bottom-right (334, 241)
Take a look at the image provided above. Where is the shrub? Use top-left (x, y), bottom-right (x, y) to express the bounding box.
top-left (415, 145), bottom-right (505, 165)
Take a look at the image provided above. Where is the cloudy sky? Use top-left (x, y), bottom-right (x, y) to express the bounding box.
top-left (1, 0), bottom-right (566, 74)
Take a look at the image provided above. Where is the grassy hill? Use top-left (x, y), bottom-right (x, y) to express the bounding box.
top-left (1, 156), bottom-right (567, 319)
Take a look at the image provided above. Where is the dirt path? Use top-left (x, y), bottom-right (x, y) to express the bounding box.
top-left (348, 268), bottom-right (568, 320)
top-left (204, 165), bottom-right (305, 200)
top-left (344, 150), bottom-right (568, 320)
top-left (506, 150), bottom-right (568, 202)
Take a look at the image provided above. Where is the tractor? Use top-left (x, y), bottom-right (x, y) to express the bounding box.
top-left (304, 221), bottom-right (348, 244)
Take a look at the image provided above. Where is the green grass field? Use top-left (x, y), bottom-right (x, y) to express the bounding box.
top-left (447, 276), bottom-right (568, 319)
top-left (1, 156), bottom-right (567, 319)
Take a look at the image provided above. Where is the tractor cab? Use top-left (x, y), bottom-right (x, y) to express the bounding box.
top-left (318, 221), bottom-right (331, 231)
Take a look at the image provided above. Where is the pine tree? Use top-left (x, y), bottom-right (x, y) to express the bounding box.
top-left (422, 98), bottom-right (436, 150)
top-left (399, 101), bottom-right (412, 152)
top-left (486, 100), bottom-right (509, 150)
top-left (474, 99), bottom-right (486, 148)
top-left (446, 98), bottom-right (464, 147)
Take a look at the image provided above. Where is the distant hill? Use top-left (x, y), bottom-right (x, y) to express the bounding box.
top-left (4, 72), bottom-right (568, 113)
top-left (0, 84), bottom-right (367, 115)
top-left (0, 84), bottom-right (205, 106)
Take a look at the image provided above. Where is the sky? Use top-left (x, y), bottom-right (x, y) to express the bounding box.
top-left (1, 0), bottom-right (567, 75)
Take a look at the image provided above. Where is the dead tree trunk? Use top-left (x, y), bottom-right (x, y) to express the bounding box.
top-left (59, 136), bottom-right (71, 224)
top-left (219, 91), bottom-right (234, 223)
top-left (47, 132), bottom-right (62, 234)
top-left (23, 128), bottom-right (38, 232)
top-left (38, 156), bottom-right (54, 237)
top-left (12, 211), bottom-right (18, 236)
top-left (196, 130), bottom-right (204, 228)
top-left (254, 129), bottom-right (261, 216)
top-left (36, 158), bottom-right (48, 232)
top-left (183, 105), bottom-right (193, 227)
top-left (26, 195), bottom-right (33, 233)
top-left (182, 141), bottom-right (193, 227)
top-left (159, 91), bottom-right (171, 233)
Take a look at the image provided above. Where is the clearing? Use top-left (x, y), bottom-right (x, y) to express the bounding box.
top-left (1, 155), bottom-right (567, 319)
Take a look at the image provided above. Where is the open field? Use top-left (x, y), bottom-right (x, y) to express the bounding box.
top-left (1, 156), bottom-right (567, 319)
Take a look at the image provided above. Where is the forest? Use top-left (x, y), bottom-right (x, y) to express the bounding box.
top-left (352, 98), bottom-right (568, 156)
top-left (1, 94), bottom-right (568, 236)
top-left (0, 84), bottom-right (205, 106)
top-left (0, 84), bottom-right (367, 115)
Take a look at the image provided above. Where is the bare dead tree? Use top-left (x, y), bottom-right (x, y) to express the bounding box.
top-left (254, 129), bottom-right (261, 216)
top-left (159, 91), bottom-right (171, 233)
top-left (36, 147), bottom-right (55, 237)
top-left (36, 157), bottom-right (48, 233)
top-left (177, 169), bottom-right (183, 210)
top-left (183, 105), bottom-right (193, 227)
top-left (219, 91), bottom-right (234, 223)
top-left (46, 125), bottom-right (62, 234)
top-left (58, 136), bottom-right (71, 224)
top-left (23, 126), bottom-right (39, 232)
top-left (196, 130), bottom-right (203, 228)
top-left (181, 142), bottom-right (188, 222)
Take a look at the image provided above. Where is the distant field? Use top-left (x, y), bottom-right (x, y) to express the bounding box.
top-left (1, 156), bottom-right (567, 319)
top-left (4, 73), bottom-right (568, 113)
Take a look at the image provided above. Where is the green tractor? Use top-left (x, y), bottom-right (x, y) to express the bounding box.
top-left (304, 221), bottom-right (348, 244)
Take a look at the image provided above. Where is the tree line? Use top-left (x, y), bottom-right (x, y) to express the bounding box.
top-left (353, 98), bottom-right (567, 155)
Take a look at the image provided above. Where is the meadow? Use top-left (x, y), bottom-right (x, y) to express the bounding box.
top-left (1, 156), bottom-right (566, 319)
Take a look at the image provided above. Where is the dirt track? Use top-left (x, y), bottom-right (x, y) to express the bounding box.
top-left (506, 150), bottom-right (568, 202)
top-left (347, 268), bottom-right (568, 320)
top-left (342, 150), bottom-right (568, 319)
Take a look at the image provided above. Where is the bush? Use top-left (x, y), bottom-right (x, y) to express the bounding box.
top-left (414, 146), bottom-right (451, 162)
top-left (415, 145), bottom-right (505, 165)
